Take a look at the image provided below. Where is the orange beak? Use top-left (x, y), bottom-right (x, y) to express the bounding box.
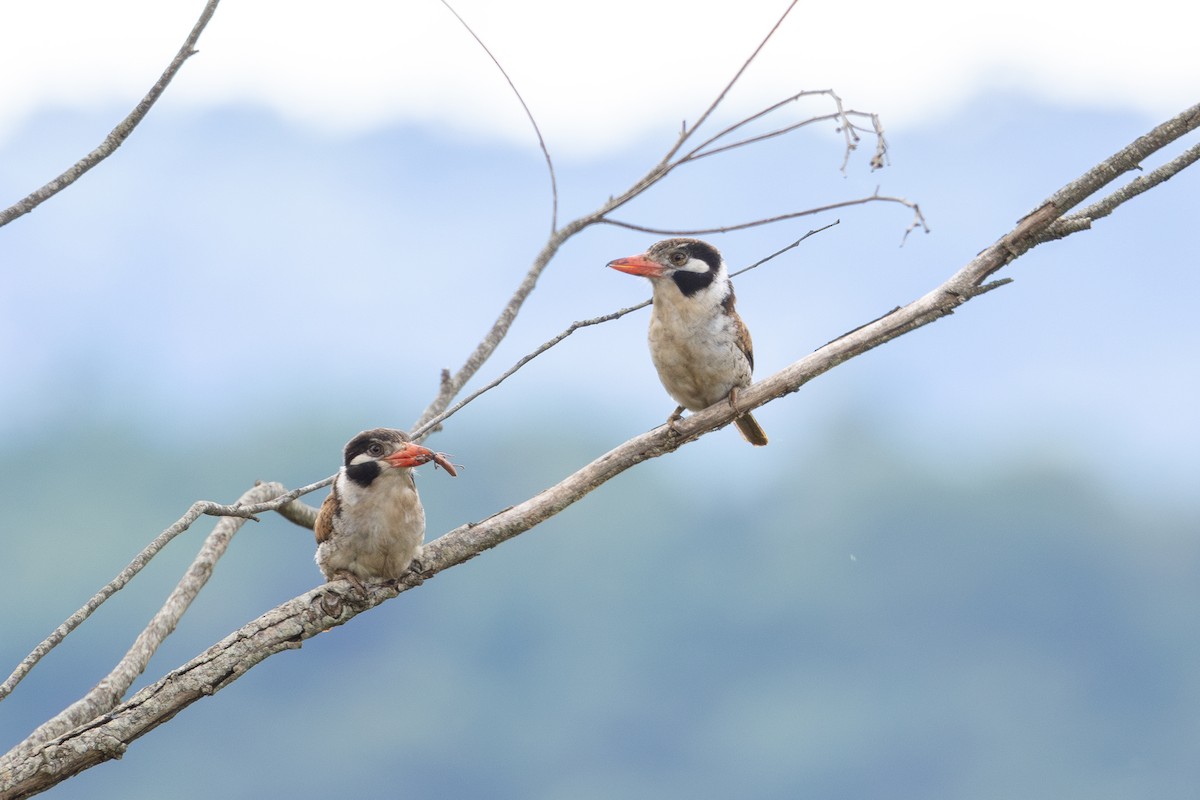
top-left (385, 443), bottom-right (459, 476)
top-left (607, 254), bottom-right (667, 278)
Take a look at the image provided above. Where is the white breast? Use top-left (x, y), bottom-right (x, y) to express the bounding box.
top-left (316, 470), bottom-right (426, 581)
top-left (647, 281), bottom-right (752, 411)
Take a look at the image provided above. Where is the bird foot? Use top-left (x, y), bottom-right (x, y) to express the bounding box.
top-left (392, 558), bottom-right (427, 589)
top-left (331, 570), bottom-right (368, 598)
top-left (665, 405), bottom-right (686, 435)
top-left (727, 387), bottom-right (744, 415)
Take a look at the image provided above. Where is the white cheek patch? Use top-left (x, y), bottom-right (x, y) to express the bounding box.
top-left (678, 257), bottom-right (711, 274)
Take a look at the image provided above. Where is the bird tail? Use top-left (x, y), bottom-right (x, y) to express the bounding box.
top-left (735, 413), bottom-right (768, 447)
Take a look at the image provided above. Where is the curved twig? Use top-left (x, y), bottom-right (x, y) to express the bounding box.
top-left (438, 0), bottom-right (559, 233)
top-left (602, 193), bottom-right (927, 241)
top-left (0, 0), bottom-right (221, 229)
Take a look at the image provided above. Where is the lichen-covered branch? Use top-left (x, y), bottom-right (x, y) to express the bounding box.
top-left (1, 482), bottom-right (289, 769)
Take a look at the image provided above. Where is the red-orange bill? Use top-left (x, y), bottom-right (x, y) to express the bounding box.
top-left (607, 254), bottom-right (666, 278)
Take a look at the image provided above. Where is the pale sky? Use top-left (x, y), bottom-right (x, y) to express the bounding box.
top-left (1, 0), bottom-right (1196, 154)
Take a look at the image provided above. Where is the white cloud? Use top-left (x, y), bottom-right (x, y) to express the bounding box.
top-left (1, 0), bottom-right (1197, 154)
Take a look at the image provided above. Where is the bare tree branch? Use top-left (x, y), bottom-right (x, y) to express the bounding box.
top-left (0, 0), bottom-right (221, 230)
top-left (1, 481), bottom-right (296, 766)
top-left (1036, 138), bottom-right (1200, 243)
top-left (0, 478), bottom-right (329, 703)
top-left (6, 104), bottom-right (1197, 797)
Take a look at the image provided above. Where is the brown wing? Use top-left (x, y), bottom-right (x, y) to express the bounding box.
top-left (723, 289), bottom-right (754, 372)
top-left (313, 489), bottom-right (339, 544)
top-left (734, 316), bottom-right (754, 373)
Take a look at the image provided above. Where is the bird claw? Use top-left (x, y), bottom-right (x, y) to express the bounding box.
top-left (727, 387), bottom-right (744, 415)
top-left (665, 405), bottom-right (686, 435)
top-left (384, 558), bottom-right (428, 590)
top-left (330, 570), bottom-right (367, 598)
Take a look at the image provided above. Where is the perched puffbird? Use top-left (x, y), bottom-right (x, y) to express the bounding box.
top-left (608, 237), bottom-right (768, 446)
top-left (315, 428), bottom-right (457, 586)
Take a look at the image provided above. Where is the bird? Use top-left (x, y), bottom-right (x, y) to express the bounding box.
top-left (607, 237), bottom-right (768, 446)
top-left (314, 427), bottom-right (457, 587)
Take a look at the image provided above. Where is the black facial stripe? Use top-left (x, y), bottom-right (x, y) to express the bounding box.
top-left (654, 238), bottom-right (722, 297)
top-left (345, 459), bottom-right (382, 488)
top-left (672, 268), bottom-right (716, 297)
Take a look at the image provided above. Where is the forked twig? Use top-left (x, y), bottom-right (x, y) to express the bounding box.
top-left (0, 477), bottom-right (331, 703)
top-left (4, 480), bottom-right (290, 758)
top-left (1036, 139), bottom-right (1200, 242)
top-left (662, 0), bottom-right (801, 164)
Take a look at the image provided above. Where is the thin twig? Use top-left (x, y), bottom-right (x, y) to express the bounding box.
top-left (662, 0), bottom-right (801, 164)
top-left (439, 0), bottom-right (559, 233)
top-left (678, 90), bottom-right (885, 174)
top-left (4, 481), bottom-right (287, 759)
top-left (410, 220), bottom-right (588, 435)
top-left (603, 193), bottom-right (927, 240)
top-left (0, 0), bottom-right (221, 229)
top-left (681, 90), bottom-right (840, 160)
top-left (0, 477), bottom-right (330, 702)
top-left (687, 111), bottom-right (844, 162)
top-left (413, 305), bottom-right (643, 440)
top-left (730, 221), bottom-right (840, 278)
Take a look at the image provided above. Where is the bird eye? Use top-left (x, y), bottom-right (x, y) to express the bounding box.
top-left (670, 251), bottom-right (687, 266)
top-left (367, 443), bottom-right (385, 457)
